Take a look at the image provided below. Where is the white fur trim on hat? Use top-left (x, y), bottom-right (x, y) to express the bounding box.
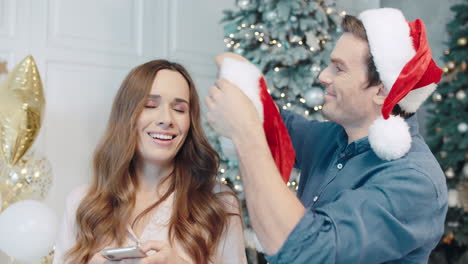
top-left (398, 83), bottom-right (437, 113)
top-left (218, 58), bottom-right (263, 158)
top-left (368, 115), bottom-right (412, 161)
top-left (359, 8), bottom-right (415, 95)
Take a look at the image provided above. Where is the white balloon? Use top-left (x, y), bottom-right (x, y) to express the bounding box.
top-left (0, 200), bottom-right (57, 262)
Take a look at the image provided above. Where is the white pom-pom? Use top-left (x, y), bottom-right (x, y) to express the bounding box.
top-left (368, 115), bottom-right (411, 161)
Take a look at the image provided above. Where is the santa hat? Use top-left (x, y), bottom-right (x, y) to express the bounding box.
top-left (218, 58), bottom-right (295, 183)
top-left (359, 8), bottom-right (443, 161)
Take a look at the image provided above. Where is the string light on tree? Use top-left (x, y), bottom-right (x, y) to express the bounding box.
top-left (445, 167), bottom-right (455, 179)
top-left (447, 61), bottom-right (456, 70)
top-left (457, 37), bottom-right (467, 46)
top-left (456, 90), bottom-right (466, 101)
top-left (458, 122), bottom-right (468, 133)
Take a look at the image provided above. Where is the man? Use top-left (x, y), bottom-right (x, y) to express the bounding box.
top-left (206, 8), bottom-right (448, 263)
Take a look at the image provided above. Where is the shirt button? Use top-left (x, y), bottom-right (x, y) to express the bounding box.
top-left (313, 196), bottom-right (319, 202)
top-left (337, 163), bottom-right (343, 169)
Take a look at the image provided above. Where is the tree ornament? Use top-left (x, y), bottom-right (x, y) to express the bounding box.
top-left (440, 151), bottom-right (447, 159)
top-left (457, 37), bottom-right (467, 46)
top-left (456, 90), bottom-right (466, 101)
top-left (457, 122), bottom-right (468, 133)
top-left (304, 87), bottom-right (324, 107)
top-left (445, 167), bottom-right (455, 179)
top-left (447, 61), bottom-right (456, 69)
top-left (432, 92), bottom-right (442, 103)
top-left (461, 60), bottom-right (467, 72)
top-left (448, 189), bottom-right (459, 207)
top-left (442, 232), bottom-right (454, 244)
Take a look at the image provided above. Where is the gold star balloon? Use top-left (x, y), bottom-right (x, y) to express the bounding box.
top-left (0, 55), bottom-right (45, 166)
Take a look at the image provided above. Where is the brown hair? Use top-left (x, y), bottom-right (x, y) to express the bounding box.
top-left (341, 15), bottom-right (381, 87)
top-left (341, 15), bottom-right (412, 117)
top-left (65, 60), bottom-right (239, 263)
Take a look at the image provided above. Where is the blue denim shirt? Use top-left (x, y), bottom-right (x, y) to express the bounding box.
top-left (265, 110), bottom-right (448, 264)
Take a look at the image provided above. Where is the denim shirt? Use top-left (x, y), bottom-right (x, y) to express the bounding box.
top-left (265, 110), bottom-right (448, 264)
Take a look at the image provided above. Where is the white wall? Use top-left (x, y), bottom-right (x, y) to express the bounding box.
top-left (0, 1), bottom-right (233, 260)
top-left (335, 0), bottom-right (380, 15)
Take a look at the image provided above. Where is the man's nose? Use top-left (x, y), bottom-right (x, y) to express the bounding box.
top-left (318, 66), bottom-right (332, 86)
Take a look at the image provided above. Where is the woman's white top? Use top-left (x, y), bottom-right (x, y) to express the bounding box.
top-left (52, 183), bottom-right (247, 263)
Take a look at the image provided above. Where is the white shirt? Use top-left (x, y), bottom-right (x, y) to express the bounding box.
top-left (52, 183), bottom-right (247, 264)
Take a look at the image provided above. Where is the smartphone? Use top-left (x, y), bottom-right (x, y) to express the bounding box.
top-left (101, 246), bottom-right (147, 261)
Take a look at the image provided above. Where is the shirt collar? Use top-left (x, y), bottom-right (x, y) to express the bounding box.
top-left (335, 115), bottom-right (420, 157)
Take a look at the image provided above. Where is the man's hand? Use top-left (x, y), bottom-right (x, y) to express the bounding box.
top-left (205, 78), bottom-right (262, 141)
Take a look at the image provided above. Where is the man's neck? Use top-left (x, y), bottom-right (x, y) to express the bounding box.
top-left (342, 118), bottom-right (376, 145)
top-left (344, 126), bottom-right (369, 145)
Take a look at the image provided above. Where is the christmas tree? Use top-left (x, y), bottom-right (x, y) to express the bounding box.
top-left (205, 0), bottom-right (344, 262)
top-left (426, 3), bottom-right (468, 264)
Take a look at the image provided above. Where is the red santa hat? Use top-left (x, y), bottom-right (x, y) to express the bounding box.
top-left (359, 8), bottom-right (443, 160)
top-left (218, 57), bottom-right (295, 183)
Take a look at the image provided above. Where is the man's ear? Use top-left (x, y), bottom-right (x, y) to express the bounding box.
top-left (372, 83), bottom-right (386, 105)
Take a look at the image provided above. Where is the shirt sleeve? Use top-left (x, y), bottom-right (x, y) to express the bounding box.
top-left (265, 168), bottom-right (446, 264)
top-left (214, 184), bottom-right (248, 264)
top-left (52, 185), bottom-right (87, 264)
top-left (280, 110), bottom-right (310, 168)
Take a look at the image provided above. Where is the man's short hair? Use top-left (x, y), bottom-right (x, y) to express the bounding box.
top-left (341, 15), bottom-right (381, 87)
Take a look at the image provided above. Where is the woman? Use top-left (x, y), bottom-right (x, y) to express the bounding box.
top-left (53, 60), bottom-right (247, 264)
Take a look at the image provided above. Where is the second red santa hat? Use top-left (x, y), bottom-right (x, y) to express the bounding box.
top-left (218, 57), bottom-right (295, 183)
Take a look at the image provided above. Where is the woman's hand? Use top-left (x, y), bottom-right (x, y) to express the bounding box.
top-left (140, 240), bottom-right (189, 264)
top-left (119, 240), bottom-right (189, 264)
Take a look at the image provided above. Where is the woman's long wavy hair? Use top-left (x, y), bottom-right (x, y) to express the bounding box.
top-left (65, 60), bottom-right (239, 263)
